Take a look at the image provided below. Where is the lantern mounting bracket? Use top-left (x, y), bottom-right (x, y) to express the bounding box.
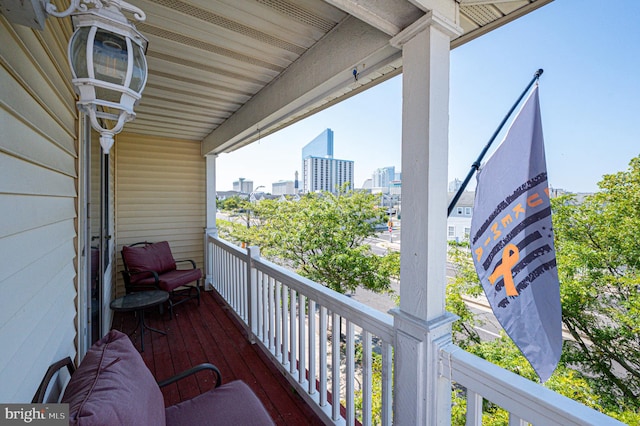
top-left (44, 0), bottom-right (146, 22)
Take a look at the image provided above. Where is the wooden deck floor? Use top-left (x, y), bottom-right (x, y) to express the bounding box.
top-left (112, 289), bottom-right (325, 425)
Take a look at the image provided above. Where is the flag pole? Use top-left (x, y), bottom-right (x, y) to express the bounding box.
top-left (447, 69), bottom-right (544, 217)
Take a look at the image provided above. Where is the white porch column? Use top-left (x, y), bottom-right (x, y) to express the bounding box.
top-left (204, 154), bottom-right (218, 290)
top-left (389, 10), bottom-right (461, 425)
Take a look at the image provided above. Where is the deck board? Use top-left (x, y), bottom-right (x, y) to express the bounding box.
top-left (112, 289), bottom-right (325, 425)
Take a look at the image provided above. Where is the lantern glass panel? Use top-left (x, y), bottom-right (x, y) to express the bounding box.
top-left (93, 29), bottom-right (128, 86)
top-left (69, 27), bottom-right (90, 79)
top-left (130, 43), bottom-right (147, 93)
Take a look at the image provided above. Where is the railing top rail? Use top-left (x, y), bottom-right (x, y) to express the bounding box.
top-left (440, 344), bottom-right (625, 426)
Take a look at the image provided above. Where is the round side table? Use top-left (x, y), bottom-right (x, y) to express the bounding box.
top-left (110, 290), bottom-right (169, 352)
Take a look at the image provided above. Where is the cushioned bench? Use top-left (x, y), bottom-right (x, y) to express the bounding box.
top-left (34, 330), bottom-right (274, 426)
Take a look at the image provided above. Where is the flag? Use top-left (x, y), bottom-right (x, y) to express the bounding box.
top-left (470, 86), bottom-right (562, 382)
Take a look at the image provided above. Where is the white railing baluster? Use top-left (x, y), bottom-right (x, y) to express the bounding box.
top-left (234, 253), bottom-right (238, 306)
top-left (269, 276), bottom-right (275, 351)
top-left (238, 256), bottom-right (243, 318)
top-left (319, 305), bottom-right (328, 407)
top-left (346, 320), bottom-right (355, 425)
top-left (262, 272), bottom-right (268, 341)
top-left (381, 341), bottom-right (392, 426)
top-left (466, 390), bottom-right (482, 426)
top-left (331, 312), bottom-right (341, 421)
top-left (290, 288), bottom-right (297, 375)
top-left (275, 280), bottom-right (282, 359)
top-left (299, 293), bottom-right (306, 385)
top-left (362, 330), bottom-right (372, 426)
top-left (282, 284), bottom-right (289, 368)
top-left (308, 300), bottom-right (317, 395)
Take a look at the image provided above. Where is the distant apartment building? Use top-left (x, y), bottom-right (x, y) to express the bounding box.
top-left (272, 180), bottom-right (295, 195)
top-left (302, 129), bottom-right (353, 193)
top-left (232, 178), bottom-right (253, 193)
top-left (389, 180), bottom-right (402, 196)
top-left (373, 166), bottom-right (395, 189)
top-left (303, 157), bottom-right (354, 193)
top-left (447, 191), bottom-right (474, 242)
top-left (449, 178), bottom-right (463, 193)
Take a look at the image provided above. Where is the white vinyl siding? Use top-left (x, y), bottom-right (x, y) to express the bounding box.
top-left (115, 134), bottom-right (206, 297)
top-left (0, 18), bottom-right (79, 401)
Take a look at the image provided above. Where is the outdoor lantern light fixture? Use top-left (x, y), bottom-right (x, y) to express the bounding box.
top-left (48, 0), bottom-right (149, 153)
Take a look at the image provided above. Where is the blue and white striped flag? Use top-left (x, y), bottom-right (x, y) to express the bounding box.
top-left (470, 86), bottom-right (562, 382)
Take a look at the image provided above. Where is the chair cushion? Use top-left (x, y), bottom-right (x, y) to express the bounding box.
top-left (158, 268), bottom-right (202, 292)
top-left (165, 380), bottom-right (274, 426)
top-left (123, 241), bottom-right (177, 278)
top-left (62, 330), bottom-right (166, 426)
top-left (130, 268), bottom-right (202, 292)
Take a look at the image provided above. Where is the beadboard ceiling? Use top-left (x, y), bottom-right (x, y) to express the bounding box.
top-left (117, 0), bottom-right (552, 154)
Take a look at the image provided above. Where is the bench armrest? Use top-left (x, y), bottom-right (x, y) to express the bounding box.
top-left (33, 357), bottom-right (76, 403)
top-left (175, 259), bottom-right (197, 269)
top-left (157, 363), bottom-right (221, 389)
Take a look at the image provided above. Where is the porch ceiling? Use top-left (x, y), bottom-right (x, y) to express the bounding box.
top-left (119, 0), bottom-right (552, 155)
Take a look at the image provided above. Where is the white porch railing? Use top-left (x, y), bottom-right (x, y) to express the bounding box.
top-left (206, 234), bottom-right (623, 426)
top-left (208, 235), bottom-right (394, 425)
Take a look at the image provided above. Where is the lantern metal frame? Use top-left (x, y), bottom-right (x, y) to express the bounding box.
top-left (45, 0), bottom-right (148, 153)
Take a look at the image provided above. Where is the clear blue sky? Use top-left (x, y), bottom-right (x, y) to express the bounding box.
top-left (215, 0), bottom-right (640, 194)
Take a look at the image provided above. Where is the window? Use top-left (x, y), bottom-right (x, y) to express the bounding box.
top-left (457, 207), bottom-right (463, 215)
top-left (448, 226), bottom-right (455, 237)
top-left (465, 207), bottom-right (472, 216)
top-left (464, 227), bottom-right (471, 237)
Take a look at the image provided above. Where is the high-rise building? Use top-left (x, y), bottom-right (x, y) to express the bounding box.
top-left (272, 180), bottom-right (295, 195)
top-left (232, 178), bottom-right (253, 193)
top-left (372, 166), bottom-right (395, 189)
top-left (301, 129), bottom-right (353, 194)
top-left (302, 128), bottom-right (333, 159)
top-left (303, 157), bottom-right (354, 193)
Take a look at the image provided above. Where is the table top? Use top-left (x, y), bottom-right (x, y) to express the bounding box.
top-left (110, 290), bottom-right (169, 311)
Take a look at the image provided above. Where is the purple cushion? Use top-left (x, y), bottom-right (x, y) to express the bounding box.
top-left (62, 330), bottom-right (166, 426)
top-left (158, 268), bottom-right (202, 292)
top-left (165, 380), bottom-right (274, 426)
top-left (123, 242), bottom-right (177, 281)
top-left (129, 268), bottom-right (202, 292)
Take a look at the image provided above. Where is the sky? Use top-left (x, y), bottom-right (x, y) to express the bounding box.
top-left (214, 0), bottom-right (640, 194)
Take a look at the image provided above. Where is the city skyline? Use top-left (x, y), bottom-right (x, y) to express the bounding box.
top-left (214, 0), bottom-right (640, 195)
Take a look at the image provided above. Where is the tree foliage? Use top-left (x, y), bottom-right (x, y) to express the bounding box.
top-left (447, 241), bottom-right (483, 347)
top-left (552, 155), bottom-right (640, 410)
top-left (220, 187), bottom-right (399, 294)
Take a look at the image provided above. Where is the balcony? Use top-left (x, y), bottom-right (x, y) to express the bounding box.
top-left (116, 234), bottom-right (622, 425)
top-left (112, 280), bottom-right (324, 425)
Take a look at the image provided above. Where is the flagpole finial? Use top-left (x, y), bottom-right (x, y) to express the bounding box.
top-left (535, 69), bottom-right (544, 79)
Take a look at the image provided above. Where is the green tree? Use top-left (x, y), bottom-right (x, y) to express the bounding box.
top-left (552, 155), bottom-right (640, 410)
top-left (217, 195), bottom-right (258, 229)
top-left (447, 241), bottom-right (484, 347)
top-left (217, 195), bottom-right (245, 211)
top-left (226, 187), bottom-right (399, 294)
